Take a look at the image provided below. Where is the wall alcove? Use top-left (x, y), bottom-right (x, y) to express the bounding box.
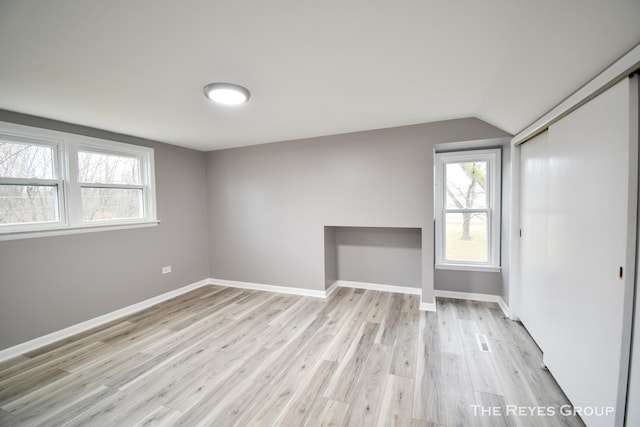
top-left (324, 226), bottom-right (422, 291)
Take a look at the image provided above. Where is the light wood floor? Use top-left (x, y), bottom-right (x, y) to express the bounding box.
top-left (0, 285), bottom-right (584, 427)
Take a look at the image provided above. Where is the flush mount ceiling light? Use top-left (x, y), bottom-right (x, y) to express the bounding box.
top-left (203, 82), bottom-right (250, 105)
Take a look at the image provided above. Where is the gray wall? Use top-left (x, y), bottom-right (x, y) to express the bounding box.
top-left (323, 227), bottom-right (337, 290)
top-left (434, 270), bottom-right (502, 295)
top-left (333, 226), bottom-right (421, 288)
top-left (0, 110), bottom-right (210, 351)
top-left (205, 118), bottom-right (510, 304)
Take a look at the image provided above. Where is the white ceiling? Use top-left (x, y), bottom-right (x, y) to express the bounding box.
top-left (0, 0), bottom-right (639, 151)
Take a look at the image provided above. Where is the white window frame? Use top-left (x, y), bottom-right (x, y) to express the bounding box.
top-left (0, 121), bottom-right (158, 241)
top-left (435, 148), bottom-right (501, 272)
top-left (0, 133), bottom-right (65, 233)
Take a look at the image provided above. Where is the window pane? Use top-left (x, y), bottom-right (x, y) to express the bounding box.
top-left (78, 151), bottom-right (141, 185)
top-left (0, 185), bottom-right (58, 225)
top-left (445, 212), bottom-right (488, 262)
top-left (0, 142), bottom-right (55, 179)
top-left (446, 161), bottom-right (487, 209)
top-left (81, 187), bottom-right (143, 221)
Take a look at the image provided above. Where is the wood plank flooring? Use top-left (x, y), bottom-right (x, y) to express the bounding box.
top-left (0, 285), bottom-right (584, 426)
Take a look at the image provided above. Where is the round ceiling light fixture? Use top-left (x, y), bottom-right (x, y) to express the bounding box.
top-left (203, 82), bottom-right (250, 105)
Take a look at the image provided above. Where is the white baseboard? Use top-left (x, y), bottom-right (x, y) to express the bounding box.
top-left (0, 278), bottom-right (211, 363)
top-left (325, 281), bottom-right (338, 298)
top-left (334, 280), bottom-right (422, 296)
top-left (434, 290), bottom-right (510, 317)
top-left (419, 301), bottom-right (437, 312)
top-left (497, 298), bottom-right (511, 318)
top-left (209, 278), bottom-right (328, 299)
top-left (334, 280), bottom-right (433, 311)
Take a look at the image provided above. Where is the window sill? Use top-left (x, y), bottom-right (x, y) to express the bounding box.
top-left (0, 220), bottom-right (160, 241)
top-left (435, 263), bottom-right (501, 273)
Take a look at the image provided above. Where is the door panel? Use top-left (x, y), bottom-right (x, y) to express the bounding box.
top-left (520, 79), bottom-right (635, 427)
top-left (519, 131), bottom-right (550, 352)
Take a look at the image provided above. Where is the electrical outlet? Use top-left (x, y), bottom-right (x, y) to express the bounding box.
top-left (162, 266), bottom-right (172, 274)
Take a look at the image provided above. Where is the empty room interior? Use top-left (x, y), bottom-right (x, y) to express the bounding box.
top-left (1, 1), bottom-right (640, 426)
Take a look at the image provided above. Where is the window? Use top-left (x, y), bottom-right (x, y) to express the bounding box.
top-left (0, 137), bottom-right (62, 229)
top-left (435, 149), bottom-right (501, 271)
top-left (0, 122), bottom-right (157, 240)
top-left (78, 151), bottom-right (144, 221)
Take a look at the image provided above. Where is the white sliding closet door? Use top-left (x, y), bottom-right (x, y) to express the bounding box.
top-left (520, 78), bottom-right (637, 427)
top-left (623, 74), bottom-right (640, 427)
top-left (519, 131), bottom-right (550, 352)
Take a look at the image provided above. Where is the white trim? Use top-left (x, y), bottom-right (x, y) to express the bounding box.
top-left (0, 278), bottom-right (210, 362)
top-left (434, 148), bottom-right (501, 269)
top-left (209, 278), bottom-right (329, 299)
top-left (334, 280), bottom-right (422, 295)
top-left (496, 297), bottom-right (511, 319)
top-left (435, 263), bottom-right (501, 273)
top-left (419, 301), bottom-right (437, 312)
top-left (325, 281), bottom-right (338, 297)
top-left (0, 220), bottom-right (160, 241)
top-left (0, 120), bottom-right (158, 239)
top-left (512, 42), bottom-right (640, 145)
top-left (434, 137), bottom-right (510, 153)
top-left (434, 290), bottom-right (510, 318)
top-left (508, 143), bottom-right (521, 321)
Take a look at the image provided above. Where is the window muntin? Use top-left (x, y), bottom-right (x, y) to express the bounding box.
top-left (435, 149), bottom-right (501, 269)
top-left (0, 122), bottom-right (157, 239)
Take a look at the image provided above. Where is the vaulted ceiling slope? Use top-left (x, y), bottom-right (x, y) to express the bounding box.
top-left (0, 0), bottom-right (639, 151)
